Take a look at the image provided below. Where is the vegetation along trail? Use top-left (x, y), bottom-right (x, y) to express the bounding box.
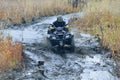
top-left (0, 12), bottom-right (119, 80)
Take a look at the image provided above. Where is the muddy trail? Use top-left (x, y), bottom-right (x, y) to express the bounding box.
top-left (1, 13), bottom-right (119, 80)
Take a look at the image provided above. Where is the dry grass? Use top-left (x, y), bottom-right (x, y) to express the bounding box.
top-left (0, 0), bottom-right (80, 24)
top-left (70, 0), bottom-right (120, 77)
top-left (0, 36), bottom-right (22, 71)
top-left (70, 0), bottom-right (120, 55)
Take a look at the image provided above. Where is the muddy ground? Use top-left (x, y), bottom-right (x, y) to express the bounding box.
top-left (0, 12), bottom-right (119, 80)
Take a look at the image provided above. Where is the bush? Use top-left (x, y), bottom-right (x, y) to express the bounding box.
top-left (0, 36), bottom-right (22, 71)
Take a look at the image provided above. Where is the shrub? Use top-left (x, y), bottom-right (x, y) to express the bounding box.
top-left (0, 36), bottom-right (22, 71)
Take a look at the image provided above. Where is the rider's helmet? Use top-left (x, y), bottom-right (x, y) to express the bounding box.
top-left (57, 16), bottom-right (63, 22)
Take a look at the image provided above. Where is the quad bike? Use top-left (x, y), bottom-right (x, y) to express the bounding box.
top-left (47, 25), bottom-right (75, 53)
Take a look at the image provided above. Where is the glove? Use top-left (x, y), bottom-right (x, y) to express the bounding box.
top-left (65, 25), bottom-right (70, 29)
top-left (49, 26), bottom-right (54, 30)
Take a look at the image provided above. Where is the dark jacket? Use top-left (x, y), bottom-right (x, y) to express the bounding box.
top-left (53, 21), bottom-right (66, 27)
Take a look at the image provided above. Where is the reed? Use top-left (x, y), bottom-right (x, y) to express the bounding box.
top-left (0, 36), bottom-right (22, 71)
top-left (70, 0), bottom-right (120, 76)
top-left (0, 0), bottom-right (80, 24)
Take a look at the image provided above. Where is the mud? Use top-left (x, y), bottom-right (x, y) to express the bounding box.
top-left (0, 12), bottom-right (119, 80)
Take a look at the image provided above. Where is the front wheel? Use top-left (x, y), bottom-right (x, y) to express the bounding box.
top-left (57, 47), bottom-right (66, 58)
top-left (57, 46), bottom-right (65, 54)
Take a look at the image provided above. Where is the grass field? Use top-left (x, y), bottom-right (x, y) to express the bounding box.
top-left (0, 0), bottom-right (80, 24)
top-left (70, 0), bottom-right (120, 56)
top-left (70, 0), bottom-right (120, 76)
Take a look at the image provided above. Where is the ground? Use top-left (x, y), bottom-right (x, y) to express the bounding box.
top-left (0, 12), bottom-right (119, 80)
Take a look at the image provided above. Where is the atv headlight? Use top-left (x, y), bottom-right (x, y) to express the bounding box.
top-left (49, 26), bottom-right (54, 30)
top-left (52, 36), bottom-right (56, 39)
top-left (66, 35), bottom-right (70, 38)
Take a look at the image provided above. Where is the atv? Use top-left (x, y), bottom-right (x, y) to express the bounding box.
top-left (47, 25), bottom-right (75, 53)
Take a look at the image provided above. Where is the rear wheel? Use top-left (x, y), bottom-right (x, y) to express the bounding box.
top-left (70, 37), bottom-right (75, 52)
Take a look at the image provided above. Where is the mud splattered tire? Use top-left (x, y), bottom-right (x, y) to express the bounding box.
top-left (70, 38), bottom-right (75, 52)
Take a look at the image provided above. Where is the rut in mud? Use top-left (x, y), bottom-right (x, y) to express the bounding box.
top-left (1, 13), bottom-right (119, 80)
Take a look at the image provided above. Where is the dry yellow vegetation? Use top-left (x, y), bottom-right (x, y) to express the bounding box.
top-left (0, 0), bottom-right (80, 24)
top-left (70, 0), bottom-right (120, 76)
top-left (71, 0), bottom-right (120, 56)
top-left (0, 36), bottom-right (22, 71)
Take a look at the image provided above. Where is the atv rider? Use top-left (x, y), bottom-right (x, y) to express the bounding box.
top-left (48, 16), bottom-right (70, 34)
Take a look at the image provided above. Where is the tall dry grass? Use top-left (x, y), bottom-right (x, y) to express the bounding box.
top-left (70, 0), bottom-right (120, 54)
top-left (0, 0), bottom-right (80, 24)
top-left (70, 0), bottom-right (120, 77)
top-left (0, 36), bottom-right (22, 71)
top-left (0, 20), bottom-right (22, 71)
